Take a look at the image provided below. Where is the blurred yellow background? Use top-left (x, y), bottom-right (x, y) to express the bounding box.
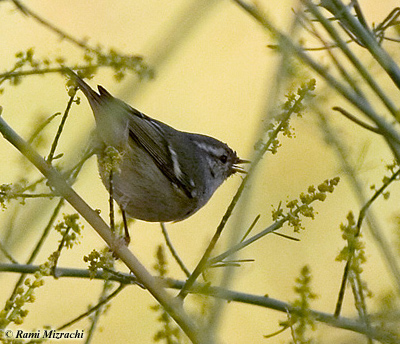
top-left (1, 0), bottom-right (400, 343)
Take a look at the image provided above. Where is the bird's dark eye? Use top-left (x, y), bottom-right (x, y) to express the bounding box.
top-left (219, 154), bottom-right (228, 164)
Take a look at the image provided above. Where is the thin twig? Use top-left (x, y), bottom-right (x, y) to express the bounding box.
top-left (57, 284), bottom-right (126, 331)
top-left (0, 65), bottom-right (111, 80)
top-left (335, 168), bottom-right (400, 317)
top-left (27, 112), bottom-right (61, 144)
top-left (349, 270), bottom-right (373, 344)
top-left (51, 226), bottom-right (70, 278)
top-left (84, 281), bottom-right (115, 344)
top-left (271, 232), bottom-right (300, 241)
top-left (7, 199), bottom-right (64, 303)
top-left (240, 215), bottom-right (261, 242)
top-left (333, 106), bottom-right (382, 135)
top-left (11, 1), bottom-right (102, 53)
top-left (208, 219), bottom-right (286, 267)
top-left (160, 223), bottom-right (190, 277)
top-left (0, 241), bottom-right (18, 264)
top-left (0, 192), bottom-right (55, 199)
top-left (47, 93), bottom-right (76, 163)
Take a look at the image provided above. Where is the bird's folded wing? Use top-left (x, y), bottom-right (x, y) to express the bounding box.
top-left (127, 107), bottom-right (195, 199)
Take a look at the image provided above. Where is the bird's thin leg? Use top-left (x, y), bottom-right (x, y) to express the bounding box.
top-left (122, 209), bottom-right (131, 245)
top-left (108, 169), bottom-right (115, 232)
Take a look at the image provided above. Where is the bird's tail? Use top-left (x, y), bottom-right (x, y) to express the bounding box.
top-left (64, 68), bottom-right (101, 109)
top-left (63, 68), bottom-right (126, 148)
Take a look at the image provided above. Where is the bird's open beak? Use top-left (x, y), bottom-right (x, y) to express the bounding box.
top-left (233, 157), bottom-right (250, 174)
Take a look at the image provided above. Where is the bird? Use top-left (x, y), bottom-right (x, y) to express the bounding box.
top-left (66, 69), bottom-right (247, 225)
